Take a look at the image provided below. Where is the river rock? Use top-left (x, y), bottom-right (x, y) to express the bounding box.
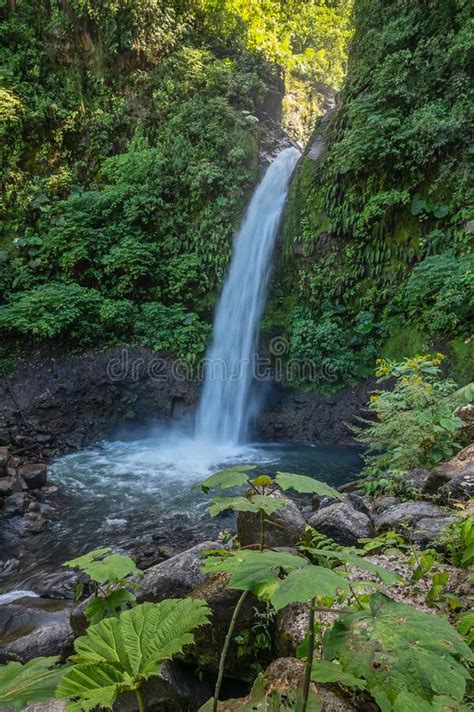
top-left (308, 502), bottom-right (371, 547)
top-left (422, 444), bottom-right (474, 494)
top-left (274, 602), bottom-right (309, 657)
top-left (0, 446), bottom-right (8, 476)
top-left (0, 596), bottom-right (73, 663)
top-left (18, 463), bottom-right (47, 489)
top-left (137, 540), bottom-right (219, 603)
top-left (24, 704), bottom-right (66, 712)
top-left (374, 501), bottom-right (454, 545)
top-left (237, 490), bottom-right (306, 548)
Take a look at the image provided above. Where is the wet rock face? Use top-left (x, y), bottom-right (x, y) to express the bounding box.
top-left (257, 380), bottom-right (373, 445)
top-left (237, 490), bottom-right (307, 548)
top-left (0, 347), bottom-right (199, 461)
top-left (0, 596), bottom-right (73, 663)
top-left (308, 502), bottom-right (371, 547)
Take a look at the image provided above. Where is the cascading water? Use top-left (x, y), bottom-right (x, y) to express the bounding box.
top-left (195, 147), bottom-right (300, 445)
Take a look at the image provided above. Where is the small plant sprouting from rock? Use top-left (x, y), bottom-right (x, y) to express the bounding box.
top-left (64, 547), bottom-right (143, 624)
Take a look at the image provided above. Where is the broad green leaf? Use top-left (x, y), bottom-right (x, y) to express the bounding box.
top-left (56, 663), bottom-right (126, 710)
top-left (64, 548), bottom-right (141, 584)
top-left (270, 566), bottom-right (349, 610)
top-left (0, 657), bottom-right (63, 709)
top-left (276, 473), bottom-right (343, 500)
top-left (202, 549), bottom-right (307, 592)
top-left (64, 547), bottom-right (112, 569)
top-left (310, 660), bottom-right (366, 690)
top-left (304, 548), bottom-right (400, 585)
top-left (58, 599), bottom-right (211, 709)
top-left (209, 494), bottom-right (284, 517)
top-left (197, 465), bottom-right (256, 492)
top-left (324, 593), bottom-right (473, 709)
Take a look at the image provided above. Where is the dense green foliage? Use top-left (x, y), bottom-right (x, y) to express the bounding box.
top-left (0, 0), bottom-right (351, 360)
top-left (353, 354), bottom-right (465, 495)
top-left (271, 0), bottom-right (473, 388)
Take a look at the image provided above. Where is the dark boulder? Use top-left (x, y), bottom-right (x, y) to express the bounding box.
top-left (374, 501), bottom-right (454, 545)
top-left (308, 502), bottom-right (371, 547)
top-left (188, 573), bottom-right (267, 679)
top-left (137, 540), bottom-right (219, 603)
top-left (19, 464), bottom-right (47, 490)
top-left (237, 490), bottom-right (306, 548)
top-left (0, 596), bottom-right (73, 663)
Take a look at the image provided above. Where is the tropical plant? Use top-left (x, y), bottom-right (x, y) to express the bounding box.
top-left (0, 657), bottom-right (64, 710)
top-left (56, 599), bottom-right (211, 711)
top-left (64, 547), bottom-right (143, 624)
top-left (324, 593), bottom-right (473, 710)
top-left (197, 466), bottom-right (393, 712)
top-left (353, 354), bottom-right (463, 494)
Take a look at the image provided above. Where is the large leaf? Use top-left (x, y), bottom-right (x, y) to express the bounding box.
top-left (209, 494), bottom-right (285, 517)
top-left (304, 548), bottom-right (400, 585)
top-left (197, 465), bottom-right (256, 493)
top-left (202, 549), bottom-right (307, 593)
top-left (64, 548), bottom-right (141, 584)
top-left (310, 660), bottom-right (366, 690)
top-left (0, 656), bottom-right (63, 709)
top-left (57, 599), bottom-right (211, 709)
top-left (324, 593), bottom-right (473, 711)
top-left (270, 566), bottom-right (349, 611)
top-left (276, 473), bottom-right (343, 500)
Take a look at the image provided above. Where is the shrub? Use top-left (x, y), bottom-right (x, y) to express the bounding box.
top-left (396, 254), bottom-right (474, 337)
top-left (0, 283), bottom-right (103, 344)
top-left (354, 354), bottom-right (464, 493)
top-left (288, 308), bottom-right (361, 386)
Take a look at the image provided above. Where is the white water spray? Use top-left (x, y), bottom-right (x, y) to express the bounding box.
top-left (195, 147), bottom-right (300, 445)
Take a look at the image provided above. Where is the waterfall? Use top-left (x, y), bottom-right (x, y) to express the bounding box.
top-left (195, 147), bottom-right (300, 445)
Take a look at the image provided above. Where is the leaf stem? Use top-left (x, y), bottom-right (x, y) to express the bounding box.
top-left (259, 509), bottom-right (265, 551)
top-left (301, 596), bottom-right (316, 712)
top-left (213, 590), bottom-right (249, 712)
top-left (135, 686), bottom-right (147, 712)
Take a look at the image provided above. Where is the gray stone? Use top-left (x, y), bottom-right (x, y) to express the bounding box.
top-left (24, 704), bottom-right (66, 712)
top-left (274, 602), bottom-right (310, 657)
top-left (308, 502), bottom-right (371, 547)
top-left (0, 446), bottom-right (8, 476)
top-left (238, 490), bottom-right (306, 548)
top-left (0, 596), bottom-right (73, 663)
top-left (137, 540), bottom-right (219, 604)
top-left (18, 464), bottom-right (47, 490)
top-left (0, 476), bottom-right (14, 497)
top-left (374, 501), bottom-right (454, 545)
top-left (371, 495), bottom-right (399, 516)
